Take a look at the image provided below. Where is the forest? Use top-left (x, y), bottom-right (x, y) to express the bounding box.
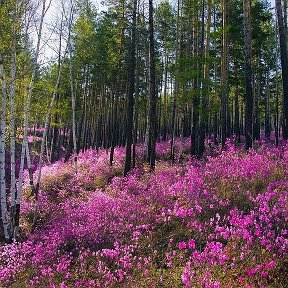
top-left (0, 0), bottom-right (287, 287)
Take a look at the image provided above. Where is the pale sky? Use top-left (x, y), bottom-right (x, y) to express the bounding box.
top-left (35, 0), bottom-right (276, 65)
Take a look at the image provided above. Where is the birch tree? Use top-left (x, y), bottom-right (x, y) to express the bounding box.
top-left (14, 0), bottom-right (49, 239)
top-left (0, 53), bottom-right (10, 243)
top-left (9, 2), bottom-right (17, 240)
top-left (35, 10), bottom-right (71, 198)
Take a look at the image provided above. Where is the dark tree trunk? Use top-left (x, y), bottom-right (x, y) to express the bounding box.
top-left (191, 10), bottom-right (200, 156)
top-left (265, 73), bottom-right (271, 139)
top-left (243, 0), bottom-right (253, 149)
top-left (133, 53), bottom-right (140, 168)
top-left (124, 0), bottom-right (137, 176)
top-left (221, 0), bottom-right (228, 147)
top-left (276, 0), bottom-right (288, 139)
top-left (170, 0), bottom-right (180, 162)
top-left (64, 128), bottom-right (73, 162)
top-left (162, 49), bottom-right (168, 141)
top-left (148, 0), bottom-right (157, 171)
top-left (51, 114), bottom-right (59, 163)
top-left (275, 61), bottom-right (279, 146)
top-left (234, 84), bottom-right (240, 142)
top-left (199, 0), bottom-right (212, 155)
top-left (110, 0), bottom-right (125, 166)
top-left (253, 62), bottom-right (260, 140)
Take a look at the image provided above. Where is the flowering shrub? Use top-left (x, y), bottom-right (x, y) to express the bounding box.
top-left (0, 140), bottom-right (287, 287)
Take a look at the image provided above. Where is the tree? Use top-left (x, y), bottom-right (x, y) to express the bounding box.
top-left (199, 0), bottom-right (212, 155)
top-left (0, 52), bottom-right (10, 243)
top-left (124, 0), bottom-right (137, 176)
top-left (170, 0), bottom-right (181, 162)
top-left (109, 0), bottom-right (126, 166)
top-left (15, 0), bottom-right (49, 238)
top-left (155, 1), bottom-right (176, 142)
top-left (243, 0), bottom-right (253, 149)
top-left (276, 0), bottom-right (288, 139)
top-left (190, 0), bottom-right (200, 156)
top-left (221, 0), bottom-right (229, 146)
top-left (148, 0), bottom-right (157, 171)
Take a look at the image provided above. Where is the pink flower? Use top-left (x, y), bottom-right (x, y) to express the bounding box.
top-left (178, 242), bottom-right (187, 250)
top-left (195, 205), bottom-right (203, 213)
top-left (261, 271), bottom-right (268, 278)
top-left (265, 260), bottom-right (276, 270)
top-left (188, 239), bottom-right (196, 249)
top-left (238, 276), bottom-right (245, 282)
top-left (60, 282), bottom-right (68, 288)
top-left (246, 267), bottom-right (257, 276)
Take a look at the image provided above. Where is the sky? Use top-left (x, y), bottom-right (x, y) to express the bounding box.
top-left (35, 0), bottom-right (276, 65)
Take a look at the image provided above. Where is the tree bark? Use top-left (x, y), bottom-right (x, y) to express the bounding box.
top-left (68, 7), bottom-right (77, 170)
top-left (191, 6), bottom-right (200, 156)
top-left (276, 0), bottom-right (288, 139)
top-left (124, 0), bottom-right (137, 176)
top-left (9, 19), bottom-right (17, 240)
top-left (221, 0), bottom-right (228, 147)
top-left (0, 54), bottom-right (10, 243)
top-left (16, 0), bottom-right (48, 238)
top-left (170, 0), bottom-right (181, 162)
top-left (265, 73), bottom-right (271, 139)
top-left (243, 0), bottom-right (253, 149)
top-left (35, 12), bottom-right (69, 197)
top-left (199, 0), bottom-right (212, 155)
top-left (110, 0), bottom-right (125, 166)
top-left (148, 0), bottom-right (157, 171)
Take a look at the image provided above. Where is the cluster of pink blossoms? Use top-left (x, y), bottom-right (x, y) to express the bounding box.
top-left (0, 139), bottom-right (287, 287)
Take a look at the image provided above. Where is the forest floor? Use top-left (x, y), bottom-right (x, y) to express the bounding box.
top-left (0, 139), bottom-right (287, 287)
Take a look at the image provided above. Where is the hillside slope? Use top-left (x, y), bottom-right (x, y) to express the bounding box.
top-left (0, 141), bottom-right (287, 287)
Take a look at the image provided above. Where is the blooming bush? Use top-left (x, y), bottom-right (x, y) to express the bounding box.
top-left (0, 140), bottom-right (287, 287)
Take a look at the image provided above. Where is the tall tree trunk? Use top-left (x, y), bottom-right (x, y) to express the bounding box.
top-left (276, 0), bottom-right (288, 139)
top-left (265, 73), bottom-right (271, 139)
top-left (199, 0), bottom-right (212, 155)
top-left (35, 12), bottom-right (69, 198)
top-left (124, 0), bottom-right (137, 176)
top-left (110, 0), bottom-right (125, 166)
top-left (253, 59), bottom-right (260, 140)
top-left (0, 54), bottom-right (10, 243)
top-left (191, 8), bottom-right (200, 156)
top-left (233, 60), bottom-right (240, 142)
top-left (148, 0), bottom-right (157, 171)
top-left (162, 46), bottom-right (168, 141)
top-left (15, 0), bottom-right (48, 238)
top-left (221, 0), bottom-right (228, 146)
top-left (234, 85), bottom-right (240, 143)
top-left (51, 113), bottom-right (59, 162)
top-left (68, 9), bottom-right (77, 170)
top-left (243, 0), bottom-right (253, 149)
top-left (170, 0), bottom-right (181, 162)
top-left (133, 53), bottom-right (140, 168)
top-left (275, 35), bottom-right (279, 146)
top-left (9, 19), bottom-right (17, 240)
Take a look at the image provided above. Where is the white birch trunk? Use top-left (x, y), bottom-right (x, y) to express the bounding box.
top-left (35, 12), bottom-right (69, 196)
top-left (15, 0), bottom-right (48, 238)
top-left (69, 46), bottom-right (78, 170)
top-left (65, 0), bottom-right (77, 169)
top-left (17, 0), bottom-right (47, 195)
top-left (35, 60), bottom-right (66, 196)
top-left (0, 54), bottom-right (10, 242)
top-left (9, 21), bottom-right (18, 239)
